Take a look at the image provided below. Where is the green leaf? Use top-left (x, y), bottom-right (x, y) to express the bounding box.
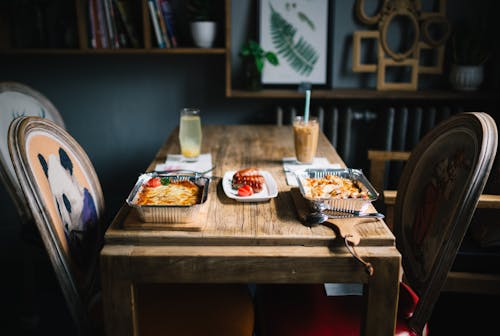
top-left (160, 177), bottom-right (170, 186)
top-left (255, 57), bottom-right (264, 73)
top-left (240, 39), bottom-right (279, 72)
top-left (298, 12), bottom-right (315, 31)
top-left (269, 4), bottom-right (318, 76)
top-left (265, 52), bottom-right (279, 65)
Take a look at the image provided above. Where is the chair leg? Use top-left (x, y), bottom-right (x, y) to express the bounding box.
top-left (18, 240), bottom-right (40, 332)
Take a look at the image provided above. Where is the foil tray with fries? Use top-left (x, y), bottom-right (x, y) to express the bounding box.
top-left (294, 168), bottom-right (378, 213)
top-left (126, 173), bottom-right (210, 223)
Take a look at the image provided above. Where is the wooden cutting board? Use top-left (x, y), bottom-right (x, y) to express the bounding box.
top-left (290, 188), bottom-right (389, 246)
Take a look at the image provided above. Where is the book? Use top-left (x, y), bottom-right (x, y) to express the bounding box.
top-left (154, 0), bottom-right (171, 48)
top-left (148, 0), bottom-right (165, 48)
top-left (87, 0), bottom-right (98, 48)
top-left (111, 0), bottom-right (129, 47)
top-left (95, 0), bottom-right (109, 48)
top-left (103, 0), bottom-right (120, 48)
top-left (113, 0), bottom-right (140, 48)
top-left (159, 0), bottom-right (177, 47)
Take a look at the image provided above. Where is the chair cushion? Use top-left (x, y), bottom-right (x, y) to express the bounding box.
top-left (256, 283), bottom-right (425, 336)
top-left (136, 284), bottom-right (254, 336)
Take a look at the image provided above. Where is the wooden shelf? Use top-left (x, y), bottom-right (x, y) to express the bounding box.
top-left (229, 88), bottom-right (497, 101)
top-left (0, 48), bottom-right (226, 55)
top-left (224, 2), bottom-right (497, 104)
top-left (0, 0), bottom-right (227, 56)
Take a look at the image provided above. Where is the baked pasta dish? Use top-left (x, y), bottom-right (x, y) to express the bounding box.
top-left (302, 174), bottom-right (369, 199)
top-left (135, 177), bottom-right (200, 206)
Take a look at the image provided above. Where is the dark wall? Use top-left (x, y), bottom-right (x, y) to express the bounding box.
top-left (0, 0), bottom-right (495, 250)
top-left (0, 54), bottom-right (282, 241)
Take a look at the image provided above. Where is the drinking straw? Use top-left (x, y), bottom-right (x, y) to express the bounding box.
top-left (304, 89), bottom-right (311, 123)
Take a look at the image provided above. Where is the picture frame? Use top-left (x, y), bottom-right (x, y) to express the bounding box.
top-left (259, 0), bottom-right (328, 85)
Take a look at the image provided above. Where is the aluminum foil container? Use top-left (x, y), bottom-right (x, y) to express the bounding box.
top-left (295, 168), bottom-right (378, 213)
top-left (126, 173), bottom-right (209, 223)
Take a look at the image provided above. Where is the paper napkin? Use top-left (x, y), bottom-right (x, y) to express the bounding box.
top-left (324, 283), bottom-right (363, 296)
top-left (155, 153), bottom-right (213, 177)
top-left (283, 157), bottom-right (340, 186)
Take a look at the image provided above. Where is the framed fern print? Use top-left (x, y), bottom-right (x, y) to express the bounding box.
top-left (259, 0), bottom-right (328, 85)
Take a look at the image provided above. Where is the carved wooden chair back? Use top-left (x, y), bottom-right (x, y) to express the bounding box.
top-left (394, 112), bottom-right (498, 333)
top-left (368, 122), bottom-right (500, 297)
top-left (8, 116), bottom-right (104, 335)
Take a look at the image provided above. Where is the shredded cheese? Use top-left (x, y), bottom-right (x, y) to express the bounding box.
top-left (135, 180), bottom-right (200, 206)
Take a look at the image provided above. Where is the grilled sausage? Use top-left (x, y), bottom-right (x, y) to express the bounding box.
top-left (232, 168), bottom-right (265, 192)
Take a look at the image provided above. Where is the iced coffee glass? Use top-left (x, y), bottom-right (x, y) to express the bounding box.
top-left (293, 116), bottom-right (319, 164)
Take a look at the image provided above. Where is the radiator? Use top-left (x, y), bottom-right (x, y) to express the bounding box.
top-left (276, 103), bottom-right (464, 181)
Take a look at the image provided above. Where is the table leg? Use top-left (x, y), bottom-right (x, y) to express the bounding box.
top-left (100, 247), bottom-right (135, 336)
top-left (362, 252), bottom-right (401, 336)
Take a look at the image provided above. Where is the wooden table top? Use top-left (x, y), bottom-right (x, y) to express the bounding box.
top-left (105, 125), bottom-right (394, 247)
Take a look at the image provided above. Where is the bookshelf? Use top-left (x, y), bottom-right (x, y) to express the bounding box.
top-left (1, 0), bottom-right (496, 105)
top-left (0, 0), bottom-right (227, 55)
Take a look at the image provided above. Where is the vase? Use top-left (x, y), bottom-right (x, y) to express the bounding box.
top-left (243, 58), bottom-right (261, 91)
top-left (190, 21), bottom-right (217, 48)
top-left (449, 65), bottom-right (484, 91)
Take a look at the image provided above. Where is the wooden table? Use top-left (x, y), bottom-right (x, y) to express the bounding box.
top-left (100, 125), bottom-right (401, 336)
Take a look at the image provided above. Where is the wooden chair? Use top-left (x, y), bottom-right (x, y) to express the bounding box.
top-left (0, 81), bottom-right (65, 230)
top-left (368, 149), bottom-right (500, 295)
top-left (256, 112), bottom-right (498, 335)
top-left (0, 82), bottom-right (66, 328)
top-left (8, 116), bottom-right (255, 335)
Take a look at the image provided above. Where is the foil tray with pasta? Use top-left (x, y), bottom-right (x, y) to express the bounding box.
top-left (126, 173), bottom-right (209, 223)
top-left (295, 168), bottom-right (378, 213)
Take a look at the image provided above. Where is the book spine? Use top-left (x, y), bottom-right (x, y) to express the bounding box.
top-left (96, 0), bottom-right (109, 48)
top-left (88, 0), bottom-right (97, 48)
top-left (113, 0), bottom-right (139, 48)
top-left (103, 0), bottom-right (119, 48)
top-left (148, 0), bottom-right (165, 48)
top-left (155, 0), bottom-right (170, 48)
top-left (110, 0), bottom-right (121, 48)
top-left (112, 0), bottom-right (128, 47)
top-left (160, 0), bottom-right (177, 47)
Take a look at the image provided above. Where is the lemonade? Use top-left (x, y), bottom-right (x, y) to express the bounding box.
top-left (179, 109), bottom-right (202, 161)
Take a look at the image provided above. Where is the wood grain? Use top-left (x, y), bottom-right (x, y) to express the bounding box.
top-left (107, 125), bottom-right (394, 247)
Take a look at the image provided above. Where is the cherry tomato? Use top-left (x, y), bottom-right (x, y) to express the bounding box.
top-left (146, 177), bottom-right (162, 188)
top-left (237, 185), bottom-right (254, 197)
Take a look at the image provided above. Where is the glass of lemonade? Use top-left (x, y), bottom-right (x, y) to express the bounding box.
top-left (179, 108), bottom-right (202, 161)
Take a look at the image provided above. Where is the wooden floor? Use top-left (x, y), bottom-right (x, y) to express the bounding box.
top-left (1, 253), bottom-right (497, 335)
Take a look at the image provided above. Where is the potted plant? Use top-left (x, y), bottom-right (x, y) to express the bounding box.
top-left (239, 40), bottom-right (279, 91)
top-left (449, 22), bottom-right (489, 91)
top-left (187, 0), bottom-right (217, 48)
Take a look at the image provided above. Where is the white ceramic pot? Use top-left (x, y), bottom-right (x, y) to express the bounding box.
top-left (449, 65), bottom-right (484, 91)
top-left (190, 21), bottom-right (217, 48)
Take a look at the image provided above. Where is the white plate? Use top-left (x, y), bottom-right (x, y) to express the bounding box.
top-left (222, 170), bottom-right (278, 202)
